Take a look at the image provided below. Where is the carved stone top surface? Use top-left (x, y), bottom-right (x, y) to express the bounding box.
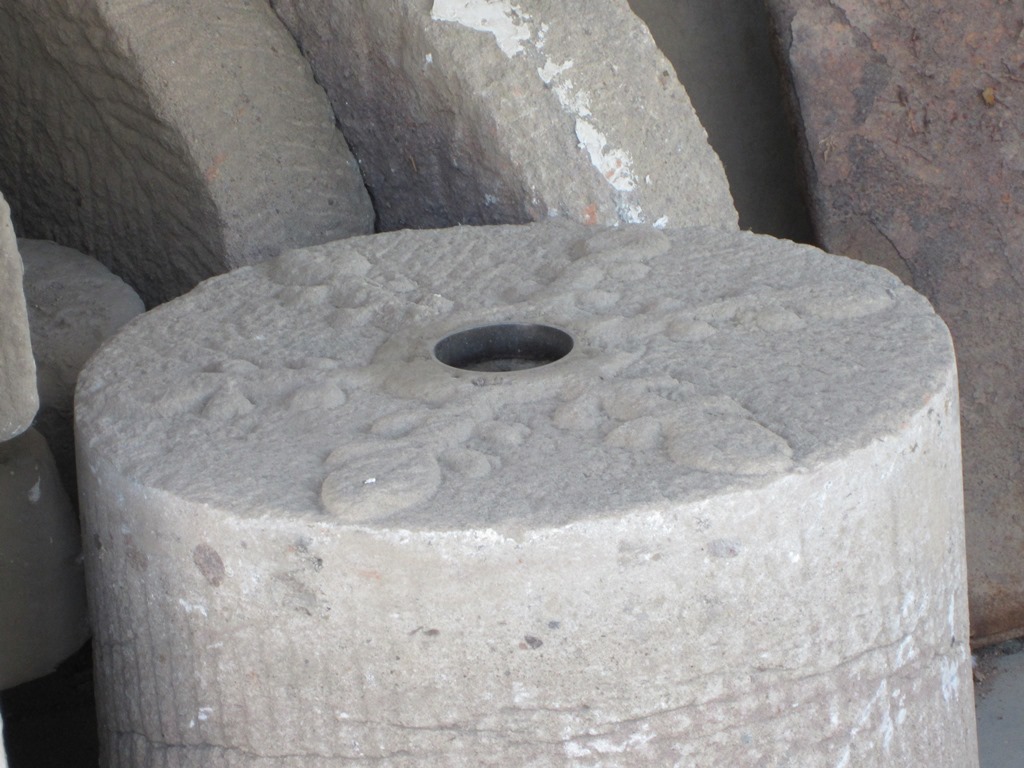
top-left (77, 222), bottom-right (953, 532)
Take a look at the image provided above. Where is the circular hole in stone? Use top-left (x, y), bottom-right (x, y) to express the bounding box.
top-left (434, 323), bottom-right (574, 372)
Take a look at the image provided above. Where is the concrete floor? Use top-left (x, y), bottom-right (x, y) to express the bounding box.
top-left (976, 639), bottom-right (1024, 768)
top-left (2, 640), bottom-right (1023, 766)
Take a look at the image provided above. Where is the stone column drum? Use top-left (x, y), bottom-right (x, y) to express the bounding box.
top-left (76, 223), bottom-right (977, 766)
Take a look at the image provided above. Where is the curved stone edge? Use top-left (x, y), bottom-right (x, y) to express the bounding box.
top-left (270, 0), bottom-right (736, 231)
top-left (20, 238), bottom-right (145, 501)
top-left (80, 363), bottom-right (976, 765)
top-left (0, 428), bottom-right (89, 690)
top-left (0, 0), bottom-right (373, 306)
top-left (0, 192), bottom-right (37, 441)
top-left (761, 0), bottom-right (1024, 646)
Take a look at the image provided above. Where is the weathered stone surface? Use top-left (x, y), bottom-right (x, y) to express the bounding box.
top-left (764, 0), bottom-right (1024, 645)
top-left (269, 0), bottom-right (737, 231)
top-left (78, 223), bottom-right (974, 766)
top-left (0, 0), bottom-right (373, 306)
top-left (0, 191), bottom-right (37, 441)
top-left (21, 239), bottom-right (145, 501)
top-left (0, 428), bottom-right (89, 690)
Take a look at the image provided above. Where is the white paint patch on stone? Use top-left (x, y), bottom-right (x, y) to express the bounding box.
top-left (28, 479), bottom-right (41, 503)
top-left (563, 726), bottom-right (655, 759)
top-left (178, 599), bottom-right (208, 618)
top-left (575, 119), bottom-right (638, 194)
top-left (551, 79), bottom-right (590, 118)
top-left (895, 635), bottom-right (916, 666)
top-left (537, 58), bottom-right (573, 85)
top-left (430, 0), bottom-right (532, 57)
top-left (941, 656), bottom-right (960, 703)
top-left (618, 200), bottom-right (646, 225)
top-left (901, 589), bottom-right (916, 618)
top-left (881, 700), bottom-right (895, 751)
top-left (432, 1), bottom-right (642, 204)
top-left (544, 69), bottom-right (639, 198)
top-left (563, 740), bottom-right (591, 758)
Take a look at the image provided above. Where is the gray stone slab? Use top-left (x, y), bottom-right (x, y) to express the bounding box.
top-left (764, 0), bottom-right (1024, 645)
top-left (270, 0), bottom-right (737, 231)
top-left (20, 239), bottom-right (145, 501)
top-left (77, 223), bottom-right (974, 765)
top-left (0, 192), bottom-right (37, 441)
top-left (0, 0), bottom-right (373, 306)
top-left (0, 428), bottom-right (89, 690)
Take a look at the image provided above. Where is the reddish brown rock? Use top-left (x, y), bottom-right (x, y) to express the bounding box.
top-left (765, 0), bottom-right (1024, 644)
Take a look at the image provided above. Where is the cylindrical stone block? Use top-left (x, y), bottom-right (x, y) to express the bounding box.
top-left (20, 238), bottom-right (146, 501)
top-left (0, 428), bottom-right (89, 689)
top-left (76, 223), bottom-right (977, 766)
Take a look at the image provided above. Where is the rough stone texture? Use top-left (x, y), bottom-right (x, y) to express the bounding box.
top-left (269, 0), bottom-right (737, 231)
top-left (77, 223), bottom-right (975, 766)
top-left (627, 0), bottom-right (814, 241)
top-left (20, 238), bottom-right (145, 502)
top-left (764, 0), bottom-right (1024, 645)
top-left (0, 0), bottom-right (373, 306)
top-left (0, 191), bottom-right (37, 441)
top-left (0, 428), bottom-right (89, 690)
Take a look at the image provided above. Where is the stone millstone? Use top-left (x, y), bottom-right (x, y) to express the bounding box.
top-left (269, 0), bottom-right (737, 231)
top-left (0, 0), bottom-right (373, 305)
top-left (0, 428), bottom-right (89, 690)
top-left (20, 239), bottom-right (145, 501)
top-left (0, 191), bottom-right (37, 441)
top-left (763, 0), bottom-right (1024, 645)
top-left (77, 223), bottom-right (976, 766)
